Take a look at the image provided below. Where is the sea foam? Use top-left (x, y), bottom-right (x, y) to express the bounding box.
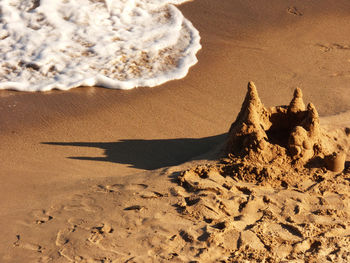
top-left (0, 0), bottom-right (201, 91)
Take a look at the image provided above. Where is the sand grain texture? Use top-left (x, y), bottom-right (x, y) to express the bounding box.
top-left (6, 84), bottom-right (350, 262)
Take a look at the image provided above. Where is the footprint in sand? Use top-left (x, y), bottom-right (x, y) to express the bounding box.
top-left (57, 220), bottom-right (114, 247)
top-left (287, 6), bottom-right (303, 16)
top-left (140, 191), bottom-right (165, 199)
top-left (332, 43), bottom-right (350, 50)
top-left (316, 43), bottom-right (350, 52)
top-left (94, 183), bottom-right (164, 199)
top-left (56, 229), bottom-right (71, 247)
top-left (330, 71), bottom-right (350, 78)
top-left (63, 194), bottom-right (102, 212)
top-left (107, 183), bottom-right (148, 194)
top-left (13, 235), bottom-right (43, 252)
top-left (18, 209), bottom-right (54, 227)
top-left (93, 183), bottom-right (148, 193)
top-left (67, 217), bottom-right (91, 230)
top-left (124, 205), bottom-right (145, 211)
top-left (89, 222), bottom-right (115, 245)
top-left (88, 230), bottom-right (104, 244)
top-left (31, 209), bottom-right (53, 224)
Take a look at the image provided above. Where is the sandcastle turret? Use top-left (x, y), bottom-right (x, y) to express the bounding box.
top-left (305, 103), bottom-right (320, 137)
top-left (288, 87), bottom-right (306, 113)
top-left (287, 102), bottom-right (322, 162)
top-left (226, 82), bottom-right (269, 156)
top-left (225, 82), bottom-right (323, 165)
top-left (247, 81), bottom-right (263, 108)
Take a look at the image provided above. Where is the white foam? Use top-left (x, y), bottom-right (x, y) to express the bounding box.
top-left (0, 0), bottom-right (201, 91)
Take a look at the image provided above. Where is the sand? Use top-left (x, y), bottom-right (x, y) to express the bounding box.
top-left (1, 0), bottom-right (350, 262)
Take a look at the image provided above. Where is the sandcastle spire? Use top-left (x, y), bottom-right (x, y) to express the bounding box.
top-left (288, 87), bottom-right (305, 113)
top-left (307, 103), bottom-right (319, 119)
top-left (228, 81), bottom-right (262, 133)
top-left (226, 82), bottom-right (268, 155)
top-left (247, 81), bottom-right (262, 108)
top-left (247, 81), bottom-right (257, 95)
top-left (226, 82), bottom-right (323, 165)
top-left (305, 103), bottom-right (320, 137)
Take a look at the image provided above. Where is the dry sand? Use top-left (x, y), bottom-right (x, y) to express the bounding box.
top-left (1, 0), bottom-right (350, 262)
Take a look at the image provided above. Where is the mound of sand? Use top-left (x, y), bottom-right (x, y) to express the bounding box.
top-left (226, 82), bottom-right (322, 164)
top-left (225, 81), bottom-right (345, 169)
top-left (181, 82), bottom-right (348, 187)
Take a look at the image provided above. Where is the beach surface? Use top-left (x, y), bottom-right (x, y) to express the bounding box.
top-left (1, 0), bottom-right (350, 262)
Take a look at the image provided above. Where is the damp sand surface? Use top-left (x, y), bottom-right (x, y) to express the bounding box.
top-left (1, 0), bottom-right (350, 262)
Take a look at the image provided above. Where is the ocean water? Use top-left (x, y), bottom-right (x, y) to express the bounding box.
top-left (0, 0), bottom-right (201, 91)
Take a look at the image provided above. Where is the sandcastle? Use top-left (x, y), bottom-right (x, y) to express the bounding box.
top-left (180, 82), bottom-right (346, 192)
top-left (225, 81), bottom-right (322, 165)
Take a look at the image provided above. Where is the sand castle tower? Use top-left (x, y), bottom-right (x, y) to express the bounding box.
top-left (225, 82), bottom-right (322, 165)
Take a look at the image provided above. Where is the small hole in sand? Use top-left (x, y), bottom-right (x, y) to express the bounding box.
top-left (212, 222), bottom-right (226, 230)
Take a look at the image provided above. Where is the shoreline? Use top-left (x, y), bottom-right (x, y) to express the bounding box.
top-left (1, 1), bottom-right (350, 133)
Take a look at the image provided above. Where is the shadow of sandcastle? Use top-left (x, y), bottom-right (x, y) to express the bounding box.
top-left (42, 134), bottom-right (226, 170)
